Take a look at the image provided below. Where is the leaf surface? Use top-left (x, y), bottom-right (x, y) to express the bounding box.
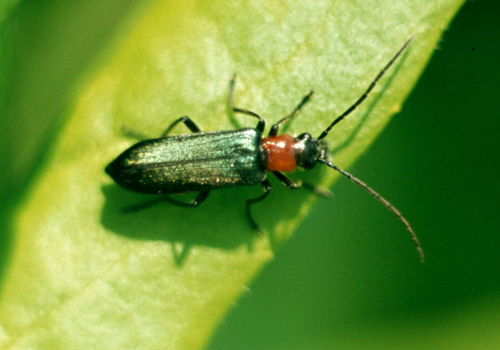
top-left (0, 0), bottom-right (465, 349)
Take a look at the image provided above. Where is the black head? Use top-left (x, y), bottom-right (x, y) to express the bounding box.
top-left (294, 133), bottom-right (328, 170)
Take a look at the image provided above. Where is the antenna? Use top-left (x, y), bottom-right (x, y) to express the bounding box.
top-left (317, 35), bottom-right (414, 140)
top-left (318, 158), bottom-right (424, 262)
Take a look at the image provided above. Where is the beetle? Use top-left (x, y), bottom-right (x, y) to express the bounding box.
top-left (106, 36), bottom-right (424, 261)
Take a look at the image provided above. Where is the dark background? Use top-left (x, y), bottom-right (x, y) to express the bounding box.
top-left (208, 1), bottom-right (500, 349)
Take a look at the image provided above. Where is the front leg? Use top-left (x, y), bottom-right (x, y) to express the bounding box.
top-left (273, 171), bottom-right (331, 198)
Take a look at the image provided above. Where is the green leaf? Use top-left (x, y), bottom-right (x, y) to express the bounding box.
top-left (0, 0), bottom-right (465, 349)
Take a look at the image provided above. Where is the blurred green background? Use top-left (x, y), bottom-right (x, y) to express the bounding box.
top-left (207, 1), bottom-right (500, 349)
top-left (1, 0), bottom-right (498, 349)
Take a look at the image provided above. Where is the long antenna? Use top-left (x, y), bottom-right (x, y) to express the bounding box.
top-left (317, 36), bottom-right (413, 140)
top-left (318, 158), bottom-right (424, 262)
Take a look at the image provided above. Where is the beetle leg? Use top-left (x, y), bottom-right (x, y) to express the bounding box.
top-left (272, 171), bottom-right (301, 189)
top-left (229, 74), bottom-right (266, 133)
top-left (268, 91), bottom-right (314, 137)
top-left (273, 172), bottom-right (331, 198)
top-left (161, 191), bottom-right (210, 207)
top-left (162, 116), bottom-right (201, 137)
top-left (193, 191), bottom-right (209, 205)
top-left (246, 179), bottom-right (273, 234)
top-left (300, 182), bottom-right (332, 198)
top-left (123, 191), bottom-right (210, 213)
